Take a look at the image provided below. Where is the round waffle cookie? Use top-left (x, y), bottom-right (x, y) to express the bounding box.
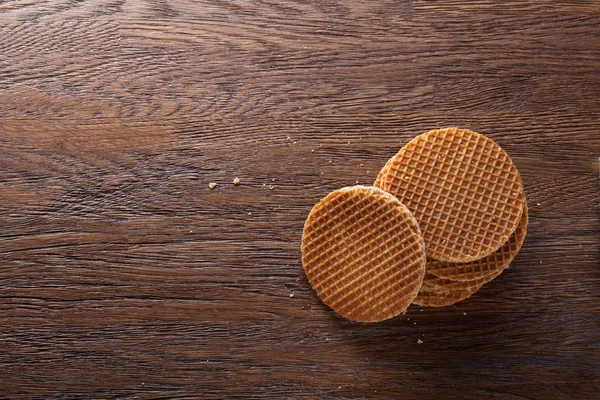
top-left (428, 205), bottom-right (528, 281)
top-left (421, 269), bottom-right (502, 292)
top-left (301, 186), bottom-right (426, 322)
top-left (412, 271), bottom-right (493, 307)
top-left (375, 127), bottom-right (525, 263)
top-left (412, 284), bottom-right (482, 308)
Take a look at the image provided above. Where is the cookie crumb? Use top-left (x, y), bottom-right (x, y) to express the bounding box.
top-left (289, 293), bottom-right (294, 298)
top-left (463, 312), bottom-right (467, 316)
top-left (536, 202), bottom-right (541, 206)
top-left (417, 339), bottom-right (423, 344)
top-left (233, 177), bottom-right (240, 185)
top-left (209, 182), bottom-right (217, 189)
top-left (360, 163), bottom-right (364, 167)
top-left (268, 185), bottom-right (274, 190)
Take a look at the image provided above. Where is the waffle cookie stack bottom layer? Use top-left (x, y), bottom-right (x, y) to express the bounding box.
top-left (301, 128), bottom-right (527, 321)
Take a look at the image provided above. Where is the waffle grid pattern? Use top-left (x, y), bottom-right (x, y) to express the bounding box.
top-left (428, 205), bottom-right (528, 281)
top-left (375, 128), bottom-right (525, 262)
top-left (302, 186), bottom-right (426, 322)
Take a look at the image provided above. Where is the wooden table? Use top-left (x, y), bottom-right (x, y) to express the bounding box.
top-left (1, 1), bottom-right (599, 398)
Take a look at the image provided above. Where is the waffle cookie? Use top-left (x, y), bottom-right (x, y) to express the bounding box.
top-left (411, 270), bottom-right (493, 307)
top-left (301, 186), bottom-right (426, 322)
top-left (412, 284), bottom-right (482, 307)
top-left (375, 128), bottom-right (525, 263)
top-left (422, 269), bottom-right (502, 292)
top-left (428, 205), bottom-right (528, 281)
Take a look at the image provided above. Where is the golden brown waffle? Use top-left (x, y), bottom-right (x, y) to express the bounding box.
top-left (412, 284), bottom-right (482, 307)
top-left (301, 186), bottom-right (426, 322)
top-left (411, 271), bottom-right (494, 307)
top-left (428, 205), bottom-right (528, 281)
top-left (375, 128), bottom-right (525, 262)
top-left (422, 269), bottom-right (502, 292)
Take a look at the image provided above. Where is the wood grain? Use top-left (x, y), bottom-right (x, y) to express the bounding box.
top-left (1, 1), bottom-right (599, 399)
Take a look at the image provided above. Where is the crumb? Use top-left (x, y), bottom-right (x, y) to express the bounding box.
top-left (311, 149), bottom-right (314, 152)
top-left (287, 136), bottom-right (290, 140)
top-left (293, 141), bottom-right (297, 144)
top-left (417, 339), bottom-right (423, 344)
top-left (233, 177), bottom-right (240, 185)
top-left (367, 171), bottom-right (369, 174)
top-left (319, 144), bottom-right (323, 147)
top-left (269, 185), bottom-right (274, 190)
top-left (248, 212), bottom-right (252, 215)
top-left (413, 322), bottom-right (416, 325)
top-left (404, 175), bottom-right (411, 180)
top-left (537, 202), bottom-right (541, 206)
top-left (356, 181), bottom-right (359, 184)
top-left (540, 261), bottom-right (542, 264)
top-left (209, 182), bottom-right (217, 189)
top-left (289, 293), bottom-right (294, 298)
top-left (360, 163), bottom-right (364, 167)
top-left (328, 160), bottom-right (332, 163)
top-left (463, 312), bottom-right (466, 316)
top-left (272, 178), bottom-right (275, 181)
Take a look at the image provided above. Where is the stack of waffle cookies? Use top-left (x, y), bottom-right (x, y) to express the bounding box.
top-left (302, 128), bottom-right (527, 322)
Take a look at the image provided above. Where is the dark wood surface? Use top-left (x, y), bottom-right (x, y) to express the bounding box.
top-left (1, 1), bottom-right (599, 399)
